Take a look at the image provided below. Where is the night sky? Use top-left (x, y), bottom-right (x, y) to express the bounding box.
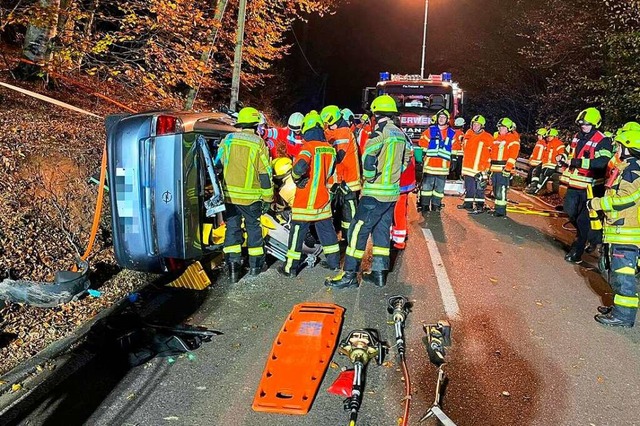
top-left (287, 0), bottom-right (498, 114)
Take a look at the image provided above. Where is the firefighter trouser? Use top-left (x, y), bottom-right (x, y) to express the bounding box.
top-left (529, 164), bottom-right (542, 185)
top-left (463, 175), bottom-right (484, 208)
top-left (333, 188), bottom-right (359, 241)
top-left (491, 172), bottom-right (509, 216)
top-left (392, 192), bottom-right (410, 246)
top-left (420, 174), bottom-right (446, 209)
top-left (344, 196), bottom-right (395, 272)
top-left (608, 244), bottom-right (639, 324)
top-left (536, 167), bottom-right (555, 192)
top-left (564, 188), bottom-right (602, 257)
top-left (223, 202), bottom-right (264, 268)
top-left (284, 219), bottom-right (340, 274)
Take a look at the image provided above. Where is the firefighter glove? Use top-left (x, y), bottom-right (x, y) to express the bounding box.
top-left (570, 158), bottom-right (582, 168)
top-left (502, 170), bottom-right (511, 178)
top-left (294, 176), bottom-right (309, 188)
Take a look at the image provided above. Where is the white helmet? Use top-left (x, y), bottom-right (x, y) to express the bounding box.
top-left (287, 112), bottom-right (304, 132)
top-left (454, 117), bottom-right (466, 127)
top-left (341, 108), bottom-right (355, 123)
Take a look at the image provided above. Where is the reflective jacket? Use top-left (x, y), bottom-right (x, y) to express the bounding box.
top-left (592, 158), bottom-right (640, 247)
top-left (529, 139), bottom-right (546, 167)
top-left (542, 138), bottom-right (566, 169)
top-left (560, 130), bottom-right (613, 189)
top-left (216, 130), bottom-right (273, 205)
top-left (325, 124), bottom-right (362, 191)
top-left (265, 127), bottom-right (303, 158)
top-left (461, 129), bottom-right (492, 177)
top-left (490, 132), bottom-right (521, 173)
top-left (451, 128), bottom-right (465, 156)
top-left (362, 119), bottom-right (412, 202)
top-left (419, 125), bottom-right (455, 176)
top-left (291, 140), bottom-right (336, 222)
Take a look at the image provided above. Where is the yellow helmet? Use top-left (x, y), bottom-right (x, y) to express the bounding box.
top-left (547, 128), bottom-right (559, 138)
top-left (536, 128), bottom-right (548, 137)
top-left (621, 121), bottom-right (640, 133)
top-left (370, 95), bottom-right (398, 114)
top-left (320, 105), bottom-right (341, 126)
top-left (235, 107), bottom-right (262, 127)
top-left (497, 117), bottom-right (515, 131)
top-left (471, 115), bottom-right (486, 127)
top-left (575, 107), bottom-right (602, 128)
top-left (272, 157), bottom-right (293, 178)
top-left (302, 111), bottom-right (324, 134)
top-left (615, 130), bottom-right (640, 149)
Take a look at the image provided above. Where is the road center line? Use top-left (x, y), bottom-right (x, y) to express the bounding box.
top-left (421, 228), bottom-right (461, 319)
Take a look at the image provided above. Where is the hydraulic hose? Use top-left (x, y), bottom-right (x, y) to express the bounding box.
top-left (400, 352), bottom-right (411, 426)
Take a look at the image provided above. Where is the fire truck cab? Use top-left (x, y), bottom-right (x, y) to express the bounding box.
top-left (362, 72), bottom-right (464, 142)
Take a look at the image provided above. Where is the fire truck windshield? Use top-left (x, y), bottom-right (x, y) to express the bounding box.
top-left (386, 93), bottom-right (451, 113)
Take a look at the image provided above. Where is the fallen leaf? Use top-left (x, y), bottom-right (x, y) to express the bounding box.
top-left (489, 278), bottom-right (498, 284)
top-left (501, 391), bottom-right (511, 397)
top-left (163, 416), bottom-right (179, 421)
top-left (597, 376), bottom-right (605, 384)
top-left (126, 393), bottom-right (135, 400)
top-left (382, 361), bottom-right (394, 368)
top-left (535, 301), bottom-right (543, 306)
top-left (11, 383), bottom-right (22, 392)
top-left (330, 361), bottom-right (340, 369)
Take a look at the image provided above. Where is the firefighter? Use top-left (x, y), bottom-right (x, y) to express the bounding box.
top-left (490, 117), bottom-right (521, 217)
top-left (279, 113), bottom-right (340, 277)
top-left (418, 109), bottom-right (455, 212)
top-left (458, 115), bottom-right (492, 213)
top-left (392, 137), bottom-right (417, 249)
top-left (450, 117), bottom-right (466, 180)
top-left (216, 107), bottom-right (274, 283)
top-left (527, 128), bottom-right (566, 195)
top-left (341, 108), bottom-right (357, 133)
top-left (560, 107), bottom-right (613, 264)
top-left (526, 128), bottom-right (548, 191)
top-left (589, 129), bottom-right (640, 327)
top-left (325, 95), bottom-right (411, 289)
top-left (262, 112), bottom-right (305, 158)
top-left (321, 105), bottom-right (362, 241)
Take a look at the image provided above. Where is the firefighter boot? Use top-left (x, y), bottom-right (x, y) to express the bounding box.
top-left (420, 196), bottom-right (430, 212)
top-left (324, 271), bottom-right (359, 289)
top-left (277, 265), bottom-right (295, 278)
top-left (597, 305), bottom-right (613, 315)
top-left (564, 249), bottom-right (583, 264)
top-left (229, 262), bottom-right (242, 284)
top-left (362, 270), bottom-right (388, 287)
top-left (457, 202), bottom-right (473, 210)
top-left (594, 312), bottom-right (634, 328)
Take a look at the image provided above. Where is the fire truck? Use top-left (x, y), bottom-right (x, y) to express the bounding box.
top-left (362, 72), bottom-right (464, 142)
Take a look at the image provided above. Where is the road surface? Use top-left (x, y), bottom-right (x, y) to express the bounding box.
top-left (10, 192), bottom-right (640, 426)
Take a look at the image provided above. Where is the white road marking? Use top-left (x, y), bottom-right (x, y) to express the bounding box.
top-left (422, 228), bottom-right (461, 319)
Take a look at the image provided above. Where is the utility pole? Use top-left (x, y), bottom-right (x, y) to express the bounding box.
top-left (229, 0), bottom-right (247, 112)
top-left (184, 0), bottom-right (228, 110)
top-left (420, 0), bottom-right (429, 78)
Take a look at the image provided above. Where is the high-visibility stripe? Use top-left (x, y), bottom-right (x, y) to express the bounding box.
top-left (346, 248), bottom-right (365, 259)
top-left (285, 224), bottom-right (301, 272)
top-left (614, 294), bottom-right (639, 308)
top-left (372, 246), bottom-right (390, 256)
top-left (286, 250), bottom-right (302, 260)
top-left (614, 266), bottom-right (636, 275)
top-left (224, 244), bottom-right (242, 254)
top-left (248, 246), bottom-right (264, 256)
top-left (433, 191), bottom-right (444, 198)
top-left (346, 220), bottom-right (364, 259)
top-left (323, 244), bottom-right (340, 254)
top-left (341, 221), bottom-right (351, 229)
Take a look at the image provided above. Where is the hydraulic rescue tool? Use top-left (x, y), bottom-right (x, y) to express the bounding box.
top-left (338, 329), bottom-right (385, 426)
top-left (420, 320), bottom-right (456, 426)
top-left (387, 295), bottom-right (412, 426)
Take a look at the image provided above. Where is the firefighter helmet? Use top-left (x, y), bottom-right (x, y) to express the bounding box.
top-left (341, 108), bottom-right (355, 123)
top-left (272, 157), bottom-right (293, 179)
top-left (235, 107), bottom-right (262, 127)
top-left (454, 117), bottom-right (466, 127)
top-left (537, 128), bottom-right (548, 137)
top-left (497, 117), bottom-right (515, 131)
top-left (436, 109), bottom-right (451, 120)
top-left (621, 121), bottom-right (640, 133)
top-left (320, 105), bottom-right (341, 126)
top-left (471, 115), bottom-right (486, 127)
top-left (547, 128), bottom-right (559, 137)
top-left (302, 111), bottom-right (324, 134)
top-left (287, 112), bottom-right (304, 132)
top-left (616, 130), bottom-right (640, 151)
top-left (575, 107), bottom-right (602, 128)
top-left (370, 95), bottom-right (398, 114)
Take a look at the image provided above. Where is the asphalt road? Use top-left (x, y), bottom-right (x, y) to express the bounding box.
top-left (14, 192), bottom-right (640, 426)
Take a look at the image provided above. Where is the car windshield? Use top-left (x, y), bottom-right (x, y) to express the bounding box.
top-left (387, 93), bottom-right (450, 114)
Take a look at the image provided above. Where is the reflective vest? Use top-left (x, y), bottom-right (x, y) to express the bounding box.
top-left (542, 138), bottom-right (566, 169)
top-left (529, 139), bottom-right (546, 167)
top-left (451, 128), bottom-right (465, 156)
top-left (326, 126), bottom-right (362, 191)
top-left (560, 131), bottom-right (607, 189)
top-left (362, 121), bottom-right (411, 202)
top-left (461, 129), bottom-right (492, 177)
top-left (216, 131), bottom-right (273, 205)
top-left (592, 159), bottom-right (640, 247)
top-left (490, 132), bottom-right (521, 173)
top-left (265, 127), bottom-right (304, 158)
top-left (291, 141), bottom-right (336, 222)
top-left (419, 125), bottom-right (455, 176)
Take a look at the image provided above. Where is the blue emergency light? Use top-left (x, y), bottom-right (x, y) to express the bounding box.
top-left (442, 72), bottom-right (452, 82)
top-left (379, 72), bottom-right (391, 82)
